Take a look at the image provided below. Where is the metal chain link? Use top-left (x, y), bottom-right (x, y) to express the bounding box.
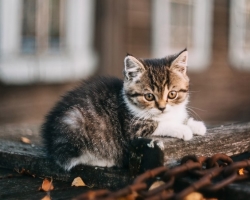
top-left (75, 153), bottom-right (250, 200)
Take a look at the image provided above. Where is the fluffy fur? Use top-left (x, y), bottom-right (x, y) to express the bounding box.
top-left (41, 49), bottom-right (206, 171)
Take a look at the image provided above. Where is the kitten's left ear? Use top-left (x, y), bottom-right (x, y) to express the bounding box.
top-left (170, 50), bottom-right (188, 74)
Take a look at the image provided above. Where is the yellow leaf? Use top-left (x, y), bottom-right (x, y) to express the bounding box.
top-left (184, 192), bottom-right (204, 200)
top-left (41, 195), bottom-right (51, 200)
top-left (71, 177), bottom-right (86, 187)
top-left (21, 137), bottom-right (31, 144)
top-left (40, 178), bottom-right (54, 192)
top-left (149, 181), bottom-right (165, 190)
top-left (238, 168), bottom-right (244, 175)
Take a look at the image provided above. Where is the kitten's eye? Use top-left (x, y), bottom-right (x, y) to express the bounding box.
top-left (144, 93), bottom-right (155, 101)
top-left (168, 91), bottom-right (178, 99)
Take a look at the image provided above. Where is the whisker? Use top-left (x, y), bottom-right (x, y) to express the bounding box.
top-left (117, 101), bottom-right (125, 109)
top-left (188, 90), bottom-right (200, 93)
top-left (188, 106), bottom-right (206, 112)
top-left (130, 110), bottom-right (148, 126)
top-left (186, 107), bottom-right (202, 121)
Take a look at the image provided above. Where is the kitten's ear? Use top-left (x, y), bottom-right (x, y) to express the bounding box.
top-left (124, 55), bottom-right (145, 80)
top-left (170, 50), bottom-right (188, 74)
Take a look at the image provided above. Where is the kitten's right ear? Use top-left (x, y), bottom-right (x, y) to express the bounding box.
top-left (170, 50), bottom-right (188, 74)
top-left (124, 55), bottom-right (145, 80)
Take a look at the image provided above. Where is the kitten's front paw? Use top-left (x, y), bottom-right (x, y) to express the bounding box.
top-left (152, 123), bottom-right (193, 140)
top-left (155, 140), bottom-right (164, 150)
top-left (176, 125), bottom-right (193, 141)
top-left (187, 118), bottom-right (206, 136)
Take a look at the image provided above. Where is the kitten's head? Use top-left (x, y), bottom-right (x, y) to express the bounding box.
top-left (123, 49), bottom-right (189, 119)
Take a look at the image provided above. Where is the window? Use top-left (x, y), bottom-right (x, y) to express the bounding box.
top-left (152, 0), bottom-right (213, 71)
top-left (0, 0), bottom-right (97, 84)
top-left (229, 0), bottom-right (250, 70)
top-left (22, 0), bottom-right (61, 54)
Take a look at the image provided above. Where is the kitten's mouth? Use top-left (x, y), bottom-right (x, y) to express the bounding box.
top-left (159, 110), bottom-right (168, 115)
top-left (151, 110), bottom-right (167, 116)
top-left (157, 107), bottom-right (171, 115)
top-left (149, 107), bottom-right (171, 117)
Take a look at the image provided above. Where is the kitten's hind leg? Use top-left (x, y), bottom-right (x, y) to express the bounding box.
top-left (129, 138), bottom-right (164, 177)
top-left (50, 142), bottom-right (82, 171)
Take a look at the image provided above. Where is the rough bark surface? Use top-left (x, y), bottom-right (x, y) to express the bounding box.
top-left (0, 140), bottom-right (130, 189)
top-left (0, 122), bottom-right (250, 189)
top-left (157, 122), bottom-right (250, 166)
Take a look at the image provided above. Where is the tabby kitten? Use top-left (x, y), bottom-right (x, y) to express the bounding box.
top-left (42, 49), bottom-right (206, 171)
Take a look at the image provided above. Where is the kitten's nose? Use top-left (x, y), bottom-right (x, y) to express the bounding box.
top-left (158, 107), bottom-right (166, 112)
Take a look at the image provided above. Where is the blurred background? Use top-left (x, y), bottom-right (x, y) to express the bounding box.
top-left (0, 0), bottom-right (250, 126)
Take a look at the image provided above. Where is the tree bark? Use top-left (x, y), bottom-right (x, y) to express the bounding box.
top-left (0, 122), bottom-right (250, 189)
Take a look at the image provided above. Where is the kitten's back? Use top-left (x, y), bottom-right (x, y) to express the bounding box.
top-left (41, 77), bottom-right (128, 170)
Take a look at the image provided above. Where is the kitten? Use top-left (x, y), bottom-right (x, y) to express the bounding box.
top-left (41, 49), bottom-right (206, 171)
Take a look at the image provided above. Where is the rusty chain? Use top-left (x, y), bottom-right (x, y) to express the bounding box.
top-left (75, 153), bottom-right (250, 200)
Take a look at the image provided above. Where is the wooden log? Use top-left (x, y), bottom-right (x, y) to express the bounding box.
top-left (0, 139), bottom-right (130, 189)
top-left (0, 122), bottom-right (250, 189)
top-left (158, 122), bottom-right (250, 166)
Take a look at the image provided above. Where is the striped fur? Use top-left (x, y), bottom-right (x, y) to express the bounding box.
top-left (41, 49), bottom-right (206, 171)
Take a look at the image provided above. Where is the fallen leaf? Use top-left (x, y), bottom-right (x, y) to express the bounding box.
top-left (183, 192), bottom-right (204, 200)
top-left (71, 177), bottom-right (86, 187)
top-left (21, 137), bottom-right (31, 144)
top-left (149, 181), bottom-right (165, 190)
top-left (41, 195), bottom-right (51, 200)
top-left (14, 168), bottom-right (35, 177)
top-left (238, 168), bottom-right (244, 175)
top-left (39, 178), bottom-right (54, 191)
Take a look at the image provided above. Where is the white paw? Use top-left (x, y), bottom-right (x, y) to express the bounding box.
top-left (187, 118), bottom-right (206, 136)
top-left (152, 122), bottom-right (193, 140)
top-left (174, 125), bottom-right (193, 141)
top-left (147, 140), bottom-right (165, 150)
top-left (147, 140), bottom-right (155, 148)
top-left (156, 140), bottom-right (164, 150)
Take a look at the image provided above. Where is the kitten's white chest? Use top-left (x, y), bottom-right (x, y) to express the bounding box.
top-left (151, 104), bottom-right (192, 140)
top-left (152, 103), bottom-right (188, 124)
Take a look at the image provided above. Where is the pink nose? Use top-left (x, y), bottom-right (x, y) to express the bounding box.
top-left (157, 100), bottom-right (166, 112)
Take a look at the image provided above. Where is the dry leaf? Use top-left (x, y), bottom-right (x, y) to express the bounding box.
top-left (41, 195), bottom-right (51, 200)
top-left (14, 168), bottom-right (35, 177)
top-left (21, 137), bottom-right (31, 144)
top-left (183, 192), bottom-right (204, 200)
top-left (71, 177), bottom-right (86, 187)
top-left (39, 178), bottom-right (54, 191)
top-left (238, 168), bottom-right (244, 175)
top-left (149, 181), bottom-right (165, 190)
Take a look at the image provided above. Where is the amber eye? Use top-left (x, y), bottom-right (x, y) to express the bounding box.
top-left (144, 93), bottom-right (155, 101)
top-left (168, 91), bottom-right (178, 99)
